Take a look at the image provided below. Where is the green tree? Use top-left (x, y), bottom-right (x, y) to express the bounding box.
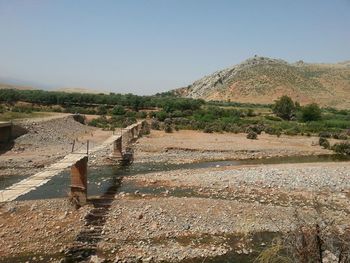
top-left (97, 105), bottom-right (107, 115)
top-left (111, 105), bottom-right (126, 115)
top-left (301, 103), bottom-right (322, 122)
top-left (272, 96), bottom-right (296, 120)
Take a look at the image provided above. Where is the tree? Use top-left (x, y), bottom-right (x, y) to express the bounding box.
top-left (301, 103), bottom-right (322, 122)
top-left (97, 105), bottom-right (107, 115)
top-left (111, 105), bottom-right (126, 116)
top-left (272, 96), bottom-right (296, 120)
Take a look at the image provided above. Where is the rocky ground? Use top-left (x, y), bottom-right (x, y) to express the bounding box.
top-left (0, 199), bottom-right (91, 261)
top-left (0, 129), bottom-right (349, 262)
top-left (0, 114), bottom-right (112, 179)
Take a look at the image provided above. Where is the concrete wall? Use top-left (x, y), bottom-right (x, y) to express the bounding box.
top-left (0, 123), bottom-right (12, 143)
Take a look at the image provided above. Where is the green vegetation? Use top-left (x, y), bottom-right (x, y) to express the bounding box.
top-left (0, 111), bottom-right (50, 121)
top-left (319, 137), bottom-right (330, 149)
top-left (0, 89), bottom-right (349, 138)
top-left (301, 103), bottom-right (321, 122)
top-left (332, 142), bottom-right (350, 155)
top-left (247, 131), bottom-right (258, 140)
top-left (272, 95), bottom-right (296, 120)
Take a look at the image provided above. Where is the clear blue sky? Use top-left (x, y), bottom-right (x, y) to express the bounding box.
top-left (0, 0), bottom-right (349, 95)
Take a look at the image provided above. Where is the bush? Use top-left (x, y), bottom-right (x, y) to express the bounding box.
top-left (97, 105), bottom-right (107, 115)
top-left (246, 124), bottom-right (265, 135)
top-left (111, 105), bottom-right (126, 115)
top-left (164, 124), bottom-right (173, 133)
top-left (246, 108), bottom-right (255, 117)
top-left (319, 131), bottom-right (332, 138)
top-left (333, 133), bottom-right (348, 140)
top-left (331, 141), bottom-right (350, 155)
top-left (272, 95), bottom-right (296, 120)
top-left (151, 119), bottom-right (160, 130)
top-left (0, 104), bottom-right (5, 113)
top-left (246, 131), bottom-right (258, 140)
top-left (203, 125), bottom-right (214, 133)
top-left (156, 111), bottom-right (168, 121)
top-left (319, 137), bottom-right (330, 149)
top-left (301, 103), bottom-right (322, 122)
top-left (136, 111), bottom-right (148, 119)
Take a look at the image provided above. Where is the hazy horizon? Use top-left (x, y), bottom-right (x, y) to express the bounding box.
top-left (0, 0), bottom-right (349, 95)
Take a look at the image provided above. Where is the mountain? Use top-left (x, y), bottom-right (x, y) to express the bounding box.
top-left (175, 56), bottom-right (350, 108)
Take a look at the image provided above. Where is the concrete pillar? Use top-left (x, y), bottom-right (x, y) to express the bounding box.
top-left (70, 156), bottom-right (88, 206)
top-left (113, 137), bottom-right (122, 157)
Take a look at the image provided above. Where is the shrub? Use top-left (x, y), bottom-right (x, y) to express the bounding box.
top-left (246, 124), bottom-right (265, 135)
top-left (301, 103), bottom-right (322, 122)
top-left (272, 95), bottom-right (296, 120)
top-left (111, 105), bottom-right (126, 115)
top-left (164, 118), bottom-right (172, 125)
top-left (97, 105), bottom-right (107, 115)
top-left (333, 133), bottom-right (348, 140)
top-left (319, 131), bottom-right (332, 138)
top-left (203, 125), bottom-right (214, 133)
top-left (246, 131), bottom-right (258, 140)
top-left (0, 104), bottom-right (5, 113)
top-left (319, 137), bottom-right (330, 149)
top-left (151, 119), bottom-right (160, 130)
top-left (247, 108), bottom-right (255, 117)
top-left (136, 111), bottom-right (148, 119)
top-left (331, 141), bottom-right (350, 155)
top-left (164, 124), bottom-right (173, 133)
top-left (156, 111), bottom-right (168, 121)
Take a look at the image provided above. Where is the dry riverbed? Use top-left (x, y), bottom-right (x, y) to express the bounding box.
top-left (0, 129), bottom-right (349, 262)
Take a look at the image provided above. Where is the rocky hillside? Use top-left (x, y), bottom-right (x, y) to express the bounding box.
top-left (175, 56), bottom-right (350, 108)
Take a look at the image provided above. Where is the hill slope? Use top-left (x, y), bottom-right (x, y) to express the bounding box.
top-left (175, 56), bottom-right (350, 108)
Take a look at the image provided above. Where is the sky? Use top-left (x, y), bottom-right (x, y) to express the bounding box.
top-left (0, 0), bottom-right (349, 95)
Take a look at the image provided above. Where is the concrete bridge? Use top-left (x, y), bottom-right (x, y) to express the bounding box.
top-left (0, 120), bottom-right (149, 204)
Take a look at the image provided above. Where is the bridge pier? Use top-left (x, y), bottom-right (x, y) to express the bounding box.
top-left (113, 137), bottom-right (122, 158)
top-left (70, 156), bottom-right (88, 206)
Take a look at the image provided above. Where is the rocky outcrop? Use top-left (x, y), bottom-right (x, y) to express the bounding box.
top-left (176, 56), bottom-right (350, 108)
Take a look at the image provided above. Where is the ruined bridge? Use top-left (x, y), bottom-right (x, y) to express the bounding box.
top-left (0, 120), bottom-right (148, 204)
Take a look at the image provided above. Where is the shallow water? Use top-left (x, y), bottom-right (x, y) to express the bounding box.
top-left (3, 154), bottom-right (350, 200)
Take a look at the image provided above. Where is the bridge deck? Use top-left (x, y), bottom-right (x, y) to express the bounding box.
top-left (0, 121), bottom-right (143, 202)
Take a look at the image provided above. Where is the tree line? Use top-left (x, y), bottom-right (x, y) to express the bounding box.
top-left (0, 89), bottom-right (204, 112)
